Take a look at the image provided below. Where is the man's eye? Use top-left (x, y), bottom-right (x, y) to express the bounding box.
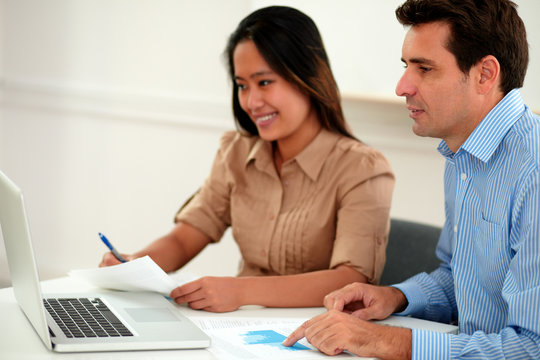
top-left (420, 66), bottom-right (432, 72)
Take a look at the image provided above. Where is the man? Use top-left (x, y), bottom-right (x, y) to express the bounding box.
top-left (283, 0), bottom-right (540, 359)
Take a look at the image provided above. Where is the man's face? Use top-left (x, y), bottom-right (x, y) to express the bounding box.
top-left (396, 22), bottom-right (478, 152)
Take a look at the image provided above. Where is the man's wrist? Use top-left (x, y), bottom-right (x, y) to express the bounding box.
top-left (374, 324), bottom-right (412, 360)
top-left (361, 322), bottom-right (412, 360)
top-left (389, 326), bottom-right (412, 360)
top-left (390, 286), bottom-right (409, 313)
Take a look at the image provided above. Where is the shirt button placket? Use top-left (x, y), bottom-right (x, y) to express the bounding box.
top-left (455, 172), bottom-right (468, 236)
top-left (453, 156), bottom-right (471, 254)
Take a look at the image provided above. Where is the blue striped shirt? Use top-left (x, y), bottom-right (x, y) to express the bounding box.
top-left (393, 89), bottom-right (540, 359)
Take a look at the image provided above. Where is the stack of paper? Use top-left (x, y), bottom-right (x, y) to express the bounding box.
top-left (68, 256), bottom-right (198, 294)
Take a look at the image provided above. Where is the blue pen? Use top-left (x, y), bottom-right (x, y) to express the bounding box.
top-left (98, 233), bottom-right (127, 263)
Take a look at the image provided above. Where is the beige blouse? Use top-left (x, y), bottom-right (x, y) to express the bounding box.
top-left (176, 129), bottom-right (394, 283)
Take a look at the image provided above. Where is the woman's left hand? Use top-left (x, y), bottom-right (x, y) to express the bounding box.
top-left (169, 276), bottom-right (244, 312)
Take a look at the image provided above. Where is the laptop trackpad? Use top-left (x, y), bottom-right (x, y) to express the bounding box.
top-left (125, 308), bottom-right (180, 322)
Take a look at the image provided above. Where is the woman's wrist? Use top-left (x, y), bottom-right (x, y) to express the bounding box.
top-left (234, 276), bottom-right (258, 307)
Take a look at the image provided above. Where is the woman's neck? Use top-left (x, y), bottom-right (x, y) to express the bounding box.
top-left (273, 122), bottom-right (322, 172)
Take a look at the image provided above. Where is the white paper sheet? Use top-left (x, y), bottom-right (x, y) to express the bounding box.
top-left (192, 317), bottom-right (353, 360)
top-left (68, 256), bottom-right (198, 294)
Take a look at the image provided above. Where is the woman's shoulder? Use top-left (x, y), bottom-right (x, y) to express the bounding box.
top-left (218, 130), bottom-right (260, 157)
top-left (330, 135), bottom-right (394, 177)
top-left (336, 136), bottom-right (389, 163)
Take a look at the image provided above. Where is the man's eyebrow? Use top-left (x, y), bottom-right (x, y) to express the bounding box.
top-left (234, 70), bottom-right (274, 81)
top-left (401, 57), bottom-right (437, 66)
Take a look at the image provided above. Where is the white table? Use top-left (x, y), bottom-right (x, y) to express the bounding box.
top-left (0, 276), bottom-right (457, 359)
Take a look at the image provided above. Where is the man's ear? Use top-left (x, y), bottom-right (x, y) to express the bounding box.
top-left (476, 55), bottom-right (500, 94)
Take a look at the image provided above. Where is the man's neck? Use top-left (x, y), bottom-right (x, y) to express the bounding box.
top-left (444, 91), bottom-right (505, 153)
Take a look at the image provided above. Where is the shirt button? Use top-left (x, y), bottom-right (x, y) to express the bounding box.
top-left (461, 173), bottom-right (467, 180)
top-left (454, 225), bottom-right (458, 233)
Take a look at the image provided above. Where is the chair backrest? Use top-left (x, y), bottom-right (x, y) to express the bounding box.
top-left (379, 218), bottom-right (442, 286)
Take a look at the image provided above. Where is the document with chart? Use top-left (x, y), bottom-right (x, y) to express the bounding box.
top-left (192, 317), bottom-right (353, 359)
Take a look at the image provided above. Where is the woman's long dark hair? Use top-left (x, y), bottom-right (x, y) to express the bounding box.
top-left (224, 6), bottom-right (354, 139)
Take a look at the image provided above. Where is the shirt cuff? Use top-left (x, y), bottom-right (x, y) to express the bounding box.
top-left (392, 279), bottom-right (428, 317)
top-left (412, 329), bottom-right (451, 360)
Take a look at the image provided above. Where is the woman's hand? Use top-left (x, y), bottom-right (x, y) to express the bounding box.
top-left (99, 252), bottom-right (135, 267)
top-left (169, 276), bottom-right (245, 312)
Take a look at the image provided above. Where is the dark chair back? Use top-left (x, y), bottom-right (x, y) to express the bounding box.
top-left (379, 218), bottom-right (442, 285)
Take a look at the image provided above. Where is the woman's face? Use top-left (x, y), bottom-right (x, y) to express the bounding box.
top-left (233, 40), bottom-right (320, 150)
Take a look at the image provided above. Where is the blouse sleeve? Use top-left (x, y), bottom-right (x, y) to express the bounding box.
top-left (330, 147), bottom-right (395, 283)
top-left (174, 131), bottom-right (238, 242)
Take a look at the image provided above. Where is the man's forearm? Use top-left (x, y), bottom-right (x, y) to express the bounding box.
top-left (365, 323), bottom-right (412, 360)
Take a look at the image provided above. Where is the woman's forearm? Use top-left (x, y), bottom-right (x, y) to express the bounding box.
top-left (237, 265), bottom-right (367, 308)
top-left (133, 222), bottom-right (211, 273)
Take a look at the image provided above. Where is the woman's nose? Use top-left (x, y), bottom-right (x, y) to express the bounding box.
top-left (246, 88), bottom-right (264, 111)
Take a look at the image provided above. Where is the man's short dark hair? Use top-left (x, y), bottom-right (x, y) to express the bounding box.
top-left (396, 0), bottom-right (529, 95)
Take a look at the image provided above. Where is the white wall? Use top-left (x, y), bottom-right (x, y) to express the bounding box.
top-left (0, 0), bottom-right (538, 287)
top-left (254, 0), bottom-right (540, 110)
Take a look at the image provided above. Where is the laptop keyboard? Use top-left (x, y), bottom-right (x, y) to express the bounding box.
top-left (43, 297), bottom-right (133, 338)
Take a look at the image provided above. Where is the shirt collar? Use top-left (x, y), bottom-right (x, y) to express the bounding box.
top-left (295, 129), bottom-right (340, 181)
top-left (438, 88), bottom-right (525, 162)
top-left (246, 137), bottom-right (274, 175)
top-left (245, 129), bottom-right (340, 181)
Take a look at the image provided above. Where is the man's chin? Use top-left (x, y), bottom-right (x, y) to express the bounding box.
top-left (411, 124), bottom-right (439, 140)
top-left (411, 123), bottom-right (428, 137)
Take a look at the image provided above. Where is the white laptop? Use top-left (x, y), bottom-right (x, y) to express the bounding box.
top-left (0, 169), bottom-right (211, 352)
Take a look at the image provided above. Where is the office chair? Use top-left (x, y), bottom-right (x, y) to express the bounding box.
top-left (379, 218), bottom-right (442, 285)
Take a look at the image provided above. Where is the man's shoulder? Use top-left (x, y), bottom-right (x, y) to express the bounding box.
top-left (508, 108), bottom-right (540, 164)
top-left (513, 106), bottom-right (540, 135)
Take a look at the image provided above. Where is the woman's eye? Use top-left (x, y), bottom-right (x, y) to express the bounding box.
top-left (259, 80), bottom-right (272, 86)
top-left (236, 83), bottom-right (247, 90)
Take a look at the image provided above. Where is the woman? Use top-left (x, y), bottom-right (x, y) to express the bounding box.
top-left (100, 6), bottom-right (394, 312)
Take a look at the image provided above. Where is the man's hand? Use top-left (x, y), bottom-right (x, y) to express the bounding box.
top-left (323, 282), bottom-right (408, 320)
top-left (283, 309), bottom-right (412, 359)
